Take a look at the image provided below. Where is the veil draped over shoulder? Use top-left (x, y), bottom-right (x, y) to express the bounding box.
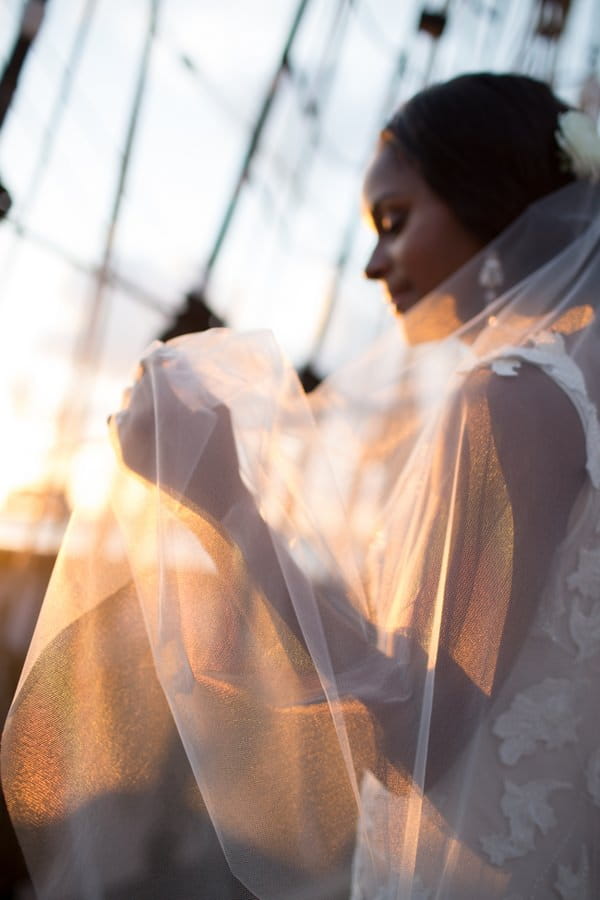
top-left (3, 181), bottom-right (600, 899)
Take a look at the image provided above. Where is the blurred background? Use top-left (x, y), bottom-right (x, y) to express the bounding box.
top-left (0, 0), bottom-right (599, 895)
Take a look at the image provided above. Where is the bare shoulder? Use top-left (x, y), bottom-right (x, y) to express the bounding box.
top-left (460, 360), bottom-right (587, 482)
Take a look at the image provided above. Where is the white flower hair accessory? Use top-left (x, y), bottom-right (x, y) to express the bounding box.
top-left (555, 110), bottom-right (600, 183)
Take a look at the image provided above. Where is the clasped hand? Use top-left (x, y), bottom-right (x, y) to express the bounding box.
top-left (112, 343), bottom-right (249, 520)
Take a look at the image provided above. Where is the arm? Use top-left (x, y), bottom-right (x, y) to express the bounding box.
top-left (421, 363), bottom-right (586, 785)
top-left (114, 345), bottom-right (587, 788)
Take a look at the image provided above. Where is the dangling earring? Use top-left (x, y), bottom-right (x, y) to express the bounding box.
top-left (478, 250), bottom-right (504, 306)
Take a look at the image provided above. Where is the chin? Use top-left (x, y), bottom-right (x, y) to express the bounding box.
top-left (389, 292), bottom-right (421, 316)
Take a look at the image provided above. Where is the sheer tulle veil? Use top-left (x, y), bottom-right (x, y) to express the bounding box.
top-left (2, 179), bottom-right (600, 898)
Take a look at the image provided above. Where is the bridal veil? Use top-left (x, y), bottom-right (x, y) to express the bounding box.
top-left (2, 180), bottom-right (600, 898)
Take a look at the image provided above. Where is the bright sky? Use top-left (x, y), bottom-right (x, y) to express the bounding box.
top-left (0, 0), bottom-right (598, 547)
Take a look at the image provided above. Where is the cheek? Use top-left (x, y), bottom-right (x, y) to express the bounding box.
top-left (398, 223), bottom-right (441, 288)
top-left (409, 216), bottom-right (479, 292)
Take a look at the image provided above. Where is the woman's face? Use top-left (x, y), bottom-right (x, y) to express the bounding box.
top-left (363, 143), bottom-right (484, 316)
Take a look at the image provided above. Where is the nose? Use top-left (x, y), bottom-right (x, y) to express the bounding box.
top-left (364, 241), bottom-right (388, 280)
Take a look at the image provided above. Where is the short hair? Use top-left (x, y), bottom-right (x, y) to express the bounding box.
top-left (383, 73), bottom-right (575, 243)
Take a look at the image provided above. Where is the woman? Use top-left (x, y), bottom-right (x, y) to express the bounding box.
top-left (2, 74), bottom-right (600, 899)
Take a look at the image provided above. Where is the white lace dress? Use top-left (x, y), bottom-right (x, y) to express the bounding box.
top-left (351, 334), bottom-right (600, 900)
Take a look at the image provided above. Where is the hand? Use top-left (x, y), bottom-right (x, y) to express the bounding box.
top-left (112, 345), bottom-right (249, 519)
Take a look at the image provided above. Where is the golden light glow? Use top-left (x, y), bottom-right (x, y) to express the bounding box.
top-left (65, 441), bottom-right (115, 517)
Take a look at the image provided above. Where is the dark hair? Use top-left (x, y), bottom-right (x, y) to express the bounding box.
top-left (383, 73), bottom-right (574, 243)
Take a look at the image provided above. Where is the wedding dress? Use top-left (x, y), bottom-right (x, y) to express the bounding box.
top-left (2, 180), bottom-right (600, 899)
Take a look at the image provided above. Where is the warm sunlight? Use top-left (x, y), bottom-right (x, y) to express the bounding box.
top-left (2, 2), bottom-right (600, 898)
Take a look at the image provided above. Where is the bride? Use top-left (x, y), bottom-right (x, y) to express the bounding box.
top-left (3, 73), bottom-right (600, 899)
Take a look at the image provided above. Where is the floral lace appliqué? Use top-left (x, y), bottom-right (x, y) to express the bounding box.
top-left (566, 546), bottom-right (600, 598)
top-left (564, 547), bottom-right (600, 657)
top-left (481, 779), bottom-right (569, 865)
top-left (492, 678), bottom-right (580, 765)
top-left (568, 595), bottom-right (600, 660)
top-left (555, 847), bottom-right (592, 900)
top-left (491, 358), bottom-right (521, 377)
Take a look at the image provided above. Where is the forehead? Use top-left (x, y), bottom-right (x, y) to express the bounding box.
top-left (363, 142), bottom-right (429, 208)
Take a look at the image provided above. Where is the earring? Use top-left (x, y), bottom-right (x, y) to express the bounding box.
top-left (478, 251), bottom-right (504, 305)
